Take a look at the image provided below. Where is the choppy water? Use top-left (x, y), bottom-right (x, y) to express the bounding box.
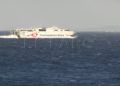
top-left (0, 32), bottom-right (120, 86)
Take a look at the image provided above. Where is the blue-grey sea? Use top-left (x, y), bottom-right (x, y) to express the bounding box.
top-left (0, 32), bottom-right (120, 86)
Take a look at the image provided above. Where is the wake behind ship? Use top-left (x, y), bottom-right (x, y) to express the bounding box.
top-left (0, 26), bottom-right (76, 39)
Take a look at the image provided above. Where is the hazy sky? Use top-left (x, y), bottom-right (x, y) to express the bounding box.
top-left (0, 0), bottom-right (120, 31)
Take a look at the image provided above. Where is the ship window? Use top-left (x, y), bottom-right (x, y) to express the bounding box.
top-left (20, 30), bottom-right (33, 31)
top-left (39, 29), bottom-right (46, 31)
top-left (54, 30), bottom-right (58, 31)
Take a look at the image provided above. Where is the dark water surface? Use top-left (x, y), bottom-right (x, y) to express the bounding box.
top-left (0, 32), bottom-right (120, 86)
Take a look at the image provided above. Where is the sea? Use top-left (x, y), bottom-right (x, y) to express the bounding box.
top-left (0, 32), bottom-right (120, 86)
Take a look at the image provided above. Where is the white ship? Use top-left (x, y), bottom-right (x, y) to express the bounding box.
top-left (0, 26), bottom-right (76, 39)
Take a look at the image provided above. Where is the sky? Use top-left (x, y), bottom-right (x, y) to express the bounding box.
top-left (0, 0), bottom-right (120, 31)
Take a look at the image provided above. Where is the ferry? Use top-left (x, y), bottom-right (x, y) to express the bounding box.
top-left (0, 26), bottom-right (76, 39)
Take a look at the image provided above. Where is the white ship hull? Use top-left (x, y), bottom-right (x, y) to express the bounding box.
top-left (20, 36), bottom-right (76, 39)
top-left (0, 35), bottom-right (76, 39)
top-left (0, 26), bottom-right (77, 39)
top-left (0, 35), bottom-right (18, 39)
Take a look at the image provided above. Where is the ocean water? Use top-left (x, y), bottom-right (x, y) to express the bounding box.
top-left (0, 32), bottom-right (120, 86)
